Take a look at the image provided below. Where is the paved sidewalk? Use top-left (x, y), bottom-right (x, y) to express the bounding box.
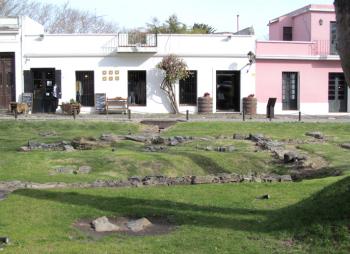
top-left (0, 111), bottom-right (349, 123)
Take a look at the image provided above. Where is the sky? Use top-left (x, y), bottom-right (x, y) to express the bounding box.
top-left (35, 0), bottom-right (334, 39)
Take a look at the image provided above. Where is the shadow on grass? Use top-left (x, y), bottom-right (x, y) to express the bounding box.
top-left (175, 152), bottom-right (231, 174)
top-left (16, 177), bottom-right (350, 239)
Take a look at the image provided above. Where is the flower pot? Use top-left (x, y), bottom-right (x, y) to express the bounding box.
top-left (198, 97), bottom-right (213, 114)
top-left (243, 97), bottom-right (257, 116)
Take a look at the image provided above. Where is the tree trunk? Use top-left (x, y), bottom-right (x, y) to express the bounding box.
top-left (161, 80), bottom-right (179, 114)
top-left (334, 0), bottom-right (350, 87)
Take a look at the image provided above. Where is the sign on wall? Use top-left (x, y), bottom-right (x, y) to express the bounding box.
top-left (102, 70), bottom-right (119, 81)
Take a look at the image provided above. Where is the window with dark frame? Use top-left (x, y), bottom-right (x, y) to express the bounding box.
top-left (330, 21), bottom-right (337, 55)
top-left (283, 27), bottom-right (293, 41)
top-left (282, 72), bottom-right (298, 110)
top-left (179, 70), bottom-right (197, 105)
top-left (128, 70), bottom-right (146, 106)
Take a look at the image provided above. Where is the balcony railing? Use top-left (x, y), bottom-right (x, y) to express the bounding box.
top-left (309, 40), bottom-right (338, 56)
top-left (257, 40), bottom-right (338, 58)
top-left (118, 33), bottom-right (157, 47)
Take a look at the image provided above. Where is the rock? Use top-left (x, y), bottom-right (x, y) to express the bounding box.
top-left (142, 176), bottom-right (168, 185)
top-left (305, 132), bottom-right (324, 139)
top-left (127, 218), bottom-right (152, 232)
top-left (18, 146), bottom-right (30, 152)
top-left (241, 175), bottom-right (253, 182)
top-left (169, 138), bottom-right (179, 146)
top-left (125, 135), bottom-right (148, 143)
top-left (233, 133), bottom-right (248, 140)
top-left (71, 137), bottom-right (104, 150)
top-left (77, 166), bottom-right (92, 174)
top-left (100, 134), bottom-right (120, 142)
top-left (341, 143), bottom-right (350, 150)
top-left (63, 145), bottom-right (75, 152)
top-left (283, 151), bottom-right (307, 163)
top-left (257, 194), bottom-right (270, 200)
top-left (205, 146), bottom-right (214, 151)
top-left (216, 147), bottom-right (226, 152)
top-left (192, 175), bottom-right (217, 184)
top-left (55, 166), bottom-right (76, 174)
top-left (151, 136), bottom-right (166, 145)
top-left (174, 136), bottom-right (185, 143)
top-left (128, 176), bottom-right (143, 187)
top-left (249, 134), bottom-right (267, 142)
top-left (278, 175), bottom-right (293, 182)
top-left (217, 173), bottom-right (241, 183)
top-left (144, 146), bottom-right (166, 152)
top-left (91, 216), bottom-right (120, 232)
top-left (261, 141), bottom-right (284, 151)
top-left (167, 176), bottom-right (192, 185)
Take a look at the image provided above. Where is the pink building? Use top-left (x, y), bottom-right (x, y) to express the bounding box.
top-left (256, 4), bottom-right (349, 115)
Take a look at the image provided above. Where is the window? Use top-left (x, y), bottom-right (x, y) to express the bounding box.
top-left (128, 71), bottom-right (146, 106)
top-left (330, 22), bottom-right (337, 55)
top-left (282, 72), bottom-right (298, 110)
top-left (180, 70), bottom-right (197, 105)
top-left (283, 27), bottom-right (293, 41)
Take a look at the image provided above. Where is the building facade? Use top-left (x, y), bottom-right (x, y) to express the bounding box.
top-left (1, 4), bottom-right (349, 115)
top-left (0, 16), bottom-right (256, 114)
top-left (256, 4), bottom-right (349, 115)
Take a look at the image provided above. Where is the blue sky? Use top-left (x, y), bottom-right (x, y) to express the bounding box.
top-left (36, 0), bottom-right (334, 38)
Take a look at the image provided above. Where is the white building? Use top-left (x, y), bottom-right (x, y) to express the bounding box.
top-left (0, 16), bottom-right (256, 114)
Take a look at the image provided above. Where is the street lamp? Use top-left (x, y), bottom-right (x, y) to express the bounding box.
top-left (247, 51), bottom-right (256, 64)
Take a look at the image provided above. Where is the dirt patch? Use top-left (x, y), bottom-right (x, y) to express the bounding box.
top-left (73, 216), bottom-right (177, 239)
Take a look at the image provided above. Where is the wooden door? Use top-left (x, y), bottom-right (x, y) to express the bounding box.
top-left (0, 55), bottom-right (15, 109)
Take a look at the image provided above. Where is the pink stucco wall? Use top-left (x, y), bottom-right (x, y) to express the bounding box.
top-left (255, 59), bottom-right (343, 104)
top-left (269, 16), bottom-right (293, 41)
top-left (268, 4), bottom-right (335, 42)
top-left (293, 13), bottom-right (311, 41)
top-left (310, 12), bottom-right (336, 42)
top-left (257, 41), bottom-right (315, 56)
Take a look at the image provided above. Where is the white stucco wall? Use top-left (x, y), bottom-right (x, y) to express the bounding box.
top-left (20, 32), bottom-right (256, 113)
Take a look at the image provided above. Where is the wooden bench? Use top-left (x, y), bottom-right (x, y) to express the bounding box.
top-left (106, 97), bottom-right (128, 114)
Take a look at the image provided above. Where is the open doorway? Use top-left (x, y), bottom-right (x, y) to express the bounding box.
top-left (216, 71), bottom-right (240, 112)
top-left (76, 71), bottom-right (95, 106)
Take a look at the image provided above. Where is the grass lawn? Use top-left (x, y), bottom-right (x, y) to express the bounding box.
top-left (0, 120), bottom-right (349, 253)
top-left (0, 121), bottom-right (350, 182)
top-left (0, 176), bottom-right (349, 253)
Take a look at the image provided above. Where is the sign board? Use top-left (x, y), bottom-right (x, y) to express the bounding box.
top-left (22, 93), bottom-right (33, 107)
top-left (95, 93), bottom-right (106, 113)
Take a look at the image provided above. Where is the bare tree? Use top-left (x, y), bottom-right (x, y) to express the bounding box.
top-left (0, 0), bottom-right (119, 33)
top-left (334, 0), bottom-right (350, 87)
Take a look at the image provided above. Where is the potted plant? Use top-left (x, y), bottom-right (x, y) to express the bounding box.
top-left (61, 99), bottom-right (81, 115)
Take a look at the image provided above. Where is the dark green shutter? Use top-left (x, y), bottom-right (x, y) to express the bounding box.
top-left (23, 70), bottom-right (33, 93)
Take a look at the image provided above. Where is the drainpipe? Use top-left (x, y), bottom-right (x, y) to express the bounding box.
top-left (19, 16), bottom-right (23, 101)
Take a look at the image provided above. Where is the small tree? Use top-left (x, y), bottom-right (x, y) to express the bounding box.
top-left (157, 54), bottom-right (189, 114)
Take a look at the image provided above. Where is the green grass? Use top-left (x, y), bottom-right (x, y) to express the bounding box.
top-left (0, 176), bottom-right (349, 253)
top-left (1, 121), bottom-right (350, 182)
top-left (165, 121), bottom-right (350, 141)
top-left (0, 120), bottom-right (350, 253)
